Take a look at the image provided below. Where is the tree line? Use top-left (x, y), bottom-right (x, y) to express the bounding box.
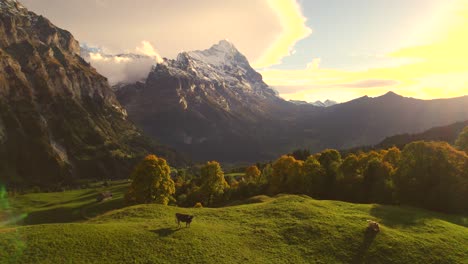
top-left (126, 126), bottom-right (468, 214)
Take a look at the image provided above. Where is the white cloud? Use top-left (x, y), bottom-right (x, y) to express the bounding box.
top-left (135, 41), bottom-right (163, 63)
top-left (20, 0), bottom-right (310, 69)
top-left (86, 55), bottom-right (155, 85)
top-left (82, 41), bottom-right (163, 85)
top-left (252, 0), bottom-right (312, 68)
top-left (89, 52), bottom-right (106, 61)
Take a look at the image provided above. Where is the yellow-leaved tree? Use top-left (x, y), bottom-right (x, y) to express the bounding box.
top-left (200, 161), bottom-right (229, 206)
top-left (270, 155), bottom-right (304, 194)
top-left (125, 154), bottom-right (175, 205)
top-left (245, 165), bottom-right (261, 183)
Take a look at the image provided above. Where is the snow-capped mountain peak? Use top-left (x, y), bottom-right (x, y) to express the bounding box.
top-left (310, 100), bottom-right (337, 107)
top-left (211, 39), bottom-right (236, 53)
top-left (152, 40), bottom-right (276, 99)
top-left (290, 99), bottom-right (337, 107)
top-left (183, 40), bottom-right (245, 69)
top-left (324, 100), bottom-right (337, 107)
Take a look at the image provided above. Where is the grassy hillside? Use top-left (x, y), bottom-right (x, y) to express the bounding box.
top-left (3, 181), bottom-right (129, 226)
top-left (1, 194), bottom-right (467, 264)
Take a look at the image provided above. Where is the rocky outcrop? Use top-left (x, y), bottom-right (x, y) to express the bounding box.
top-left (0, 0), bottom-right (178, 188)
top-left (116, 40), bottom-right (299, 161)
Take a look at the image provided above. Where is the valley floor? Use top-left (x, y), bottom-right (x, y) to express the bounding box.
top-left (0, 184), bottom-right (467, 264)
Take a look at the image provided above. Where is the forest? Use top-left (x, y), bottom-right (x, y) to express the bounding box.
top-left (125, 126), bottom-right (468, 214)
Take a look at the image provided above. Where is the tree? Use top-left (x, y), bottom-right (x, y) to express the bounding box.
top-left (358, 150), bottom-right (383, 167)
top-left (317, 149), bottom-right (342, 198)
top-left (395, 141), bottom-right (468, 213)
top-left (362, 158), bottom-right (394, 204)
top-left (383, 147), bottom-right (401, 167)
top-left (303, 156), bottom-right (325, 197)
top-left (339, 154), bottom-right (364, 202)
top-left (200, 161), bottom-right (229, 206)
top-left (270, 155), bottom-right (304, 194)
top-left (125, 155), bottom-right (175, 205)
top-left (340, 154), bottom-right (361, 180)
top-left (245, 165), bottom-right (261, 183)
top-left (260, 164), bottom-right (274, 184)
top-left (455, 126), bottom-right (468, 153)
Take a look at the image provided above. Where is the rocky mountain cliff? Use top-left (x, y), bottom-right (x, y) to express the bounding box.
top-left (116, 40), bottom-right (301, 161)
top-left (0, 0), bottom-right (178, 188)
top-left (117, 39), bottom-right (468, 162)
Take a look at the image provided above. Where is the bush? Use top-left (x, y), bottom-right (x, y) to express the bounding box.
top-left (194, 202), bottom-right (203, 208)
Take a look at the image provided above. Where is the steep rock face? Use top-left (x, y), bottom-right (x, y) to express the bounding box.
top-left (117, 40), bottom-right (298, 161)
top-left (0, 0), bottom-right (177, 187)
top-left (117, 40), bottom-right (468, 162)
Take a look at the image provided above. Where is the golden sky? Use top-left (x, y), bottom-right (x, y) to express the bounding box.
top-left (260, 0), bottom-right (468, 102)
top-left (21, 0), bottom-right (468, 102)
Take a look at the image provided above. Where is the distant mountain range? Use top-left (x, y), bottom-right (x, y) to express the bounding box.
top-left (289, 100), bottom-right (337, 107)
top-left (116, 41), bottom-right (468, 162)
top-left (1, 0), bottom-right (468, 189)
top-left (377, 120), bottom-right (468, 149)
top-left (0, 0), bottom-right (179, 187)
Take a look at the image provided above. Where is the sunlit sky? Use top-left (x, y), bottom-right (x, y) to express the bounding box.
top-left (22, 0), bottom-right (468, 102)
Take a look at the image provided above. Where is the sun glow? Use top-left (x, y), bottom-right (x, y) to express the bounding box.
top-left (260, 1), bottom-right (468, 102)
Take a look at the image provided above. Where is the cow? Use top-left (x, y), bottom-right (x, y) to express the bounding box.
top-left (175, 213), bottom-right (194, 228)
top-left (366, 220), bottom-right (380, 233)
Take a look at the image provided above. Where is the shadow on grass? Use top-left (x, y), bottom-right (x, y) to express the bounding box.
top-left (83, 198), bottom-right (125, 219)
top-left (152, 227), bottom-right (181, 237)
top-left (351, 228), bottom-right (377, 264)
top-left (22, 206), bottom-right (84, 225)
top-left (370, 204), bottom-right (468, 228)
top-left (38, 184), bottom-right (129, 209)
top-left (37, 193), bottom-right (97, 208)
top-left (21, 197), bottom-right (127, 225)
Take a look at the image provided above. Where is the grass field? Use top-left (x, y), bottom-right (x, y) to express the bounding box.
top-left (2, 181), bottom-right (130, 226)
top-left (1, 190), bottom-right (467, 264)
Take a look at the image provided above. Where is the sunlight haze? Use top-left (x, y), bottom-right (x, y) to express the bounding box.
top-left (20, 0), bottom-right (468, 102)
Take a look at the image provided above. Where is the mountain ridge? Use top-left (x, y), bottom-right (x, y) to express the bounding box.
top-left (116, 41), bottom-right (468, 162)
top-left (116, 40), bottom-right (301, 161)
top-left (0, 0), bottom-right (180, 187)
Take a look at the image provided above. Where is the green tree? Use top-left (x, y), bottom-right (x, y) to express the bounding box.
top-left (362, 158), bottom-right (394, 204)
top-left (261, 164), bottom-right (274, 184)
top-left (125, 155), bottom-right (175, 205)
top-left (339, 154), bottom-right (364, 202)
top-left (317, 149), bottom-right (342, 198)
top-left (303, 156), bottom-right (325, 197)
top-left (455, 126), bottom-right (468, 153)
top-left (395, 141), bottom-right (468, 213)
top-left (200, 161), bottom-right (229, 206)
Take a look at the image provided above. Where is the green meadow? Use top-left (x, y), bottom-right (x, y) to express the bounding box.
top-left (1, 184), bottom-right (467, 264)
